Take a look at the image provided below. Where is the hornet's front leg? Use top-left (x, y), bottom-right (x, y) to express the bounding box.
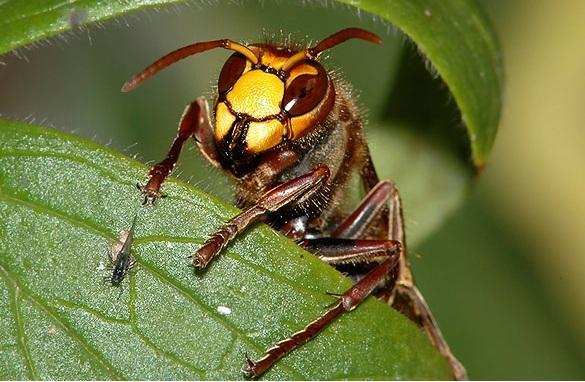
top-left (192, 164), bottom-right (331, 269)
top-left (139, 97), bottom-right (219, 205)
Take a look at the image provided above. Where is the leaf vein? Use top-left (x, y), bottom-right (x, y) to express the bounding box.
top-left (0, 150), bottom-right (227, 217)
top-left (53, 299), bottom-right (130, 325)
top-left (8, 281), bottom-right (38, 379)
top-left (127, 275), bottom-right (205, 377)
top-left (215, 335), bottom-right (238, 372)
top-left (0, 190), bottom-right (114, 240)
top-left (0, 150), bottom-right (136, 191)
top-left (136, 259), bottom-right (306, 380)
top-left (135, 235), bottom-right (334, 297)
top-left (0, 265), bottom-right (123, 379)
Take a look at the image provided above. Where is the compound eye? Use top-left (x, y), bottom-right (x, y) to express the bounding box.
top-left (282, 67), bottom-right (328, 117)
top-left (218, 53), bottom-right (247, 94)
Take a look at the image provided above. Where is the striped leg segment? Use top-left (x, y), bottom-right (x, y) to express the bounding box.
top-left (192, 165), bottom-right (330, 269)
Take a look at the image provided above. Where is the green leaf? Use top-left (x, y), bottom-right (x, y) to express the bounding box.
top-left (0, 121), bottom-right (452, 379)
top-left (0, 1), bottom-right (184, 55)
top-left (338, 0), bottom-right (503, 168)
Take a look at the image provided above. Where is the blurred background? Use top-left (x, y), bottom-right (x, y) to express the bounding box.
top-left (1, 0), bottom-right (584, 378)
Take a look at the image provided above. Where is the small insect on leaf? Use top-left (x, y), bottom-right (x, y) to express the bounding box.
top-left (107, 215), bottom-right (138, 286)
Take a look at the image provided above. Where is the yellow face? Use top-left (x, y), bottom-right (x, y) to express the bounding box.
top-left (214, 47), bottom-right (333, 156)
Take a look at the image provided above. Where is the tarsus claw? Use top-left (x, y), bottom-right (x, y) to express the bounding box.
top-left (242, 354), bottom-right (257, 379)
top-left (136, 182), bottom-right (165, 206)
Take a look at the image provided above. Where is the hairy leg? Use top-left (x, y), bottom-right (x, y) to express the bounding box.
top-left (139, 97), bottom-right (218, 204)
top-left (243, 238), bottom-right (402, 378)
top-left (192, 164), bottom-right (330, 269)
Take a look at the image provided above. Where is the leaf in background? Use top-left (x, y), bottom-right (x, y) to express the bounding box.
top-left (0, 121), bottom-right (452, 379)
top-left (368, 123), bottom-right (468, 249)
top-left (0, 1), bottom-right (185, 55)
top-left (339, 0), bottom-right (503, 168)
